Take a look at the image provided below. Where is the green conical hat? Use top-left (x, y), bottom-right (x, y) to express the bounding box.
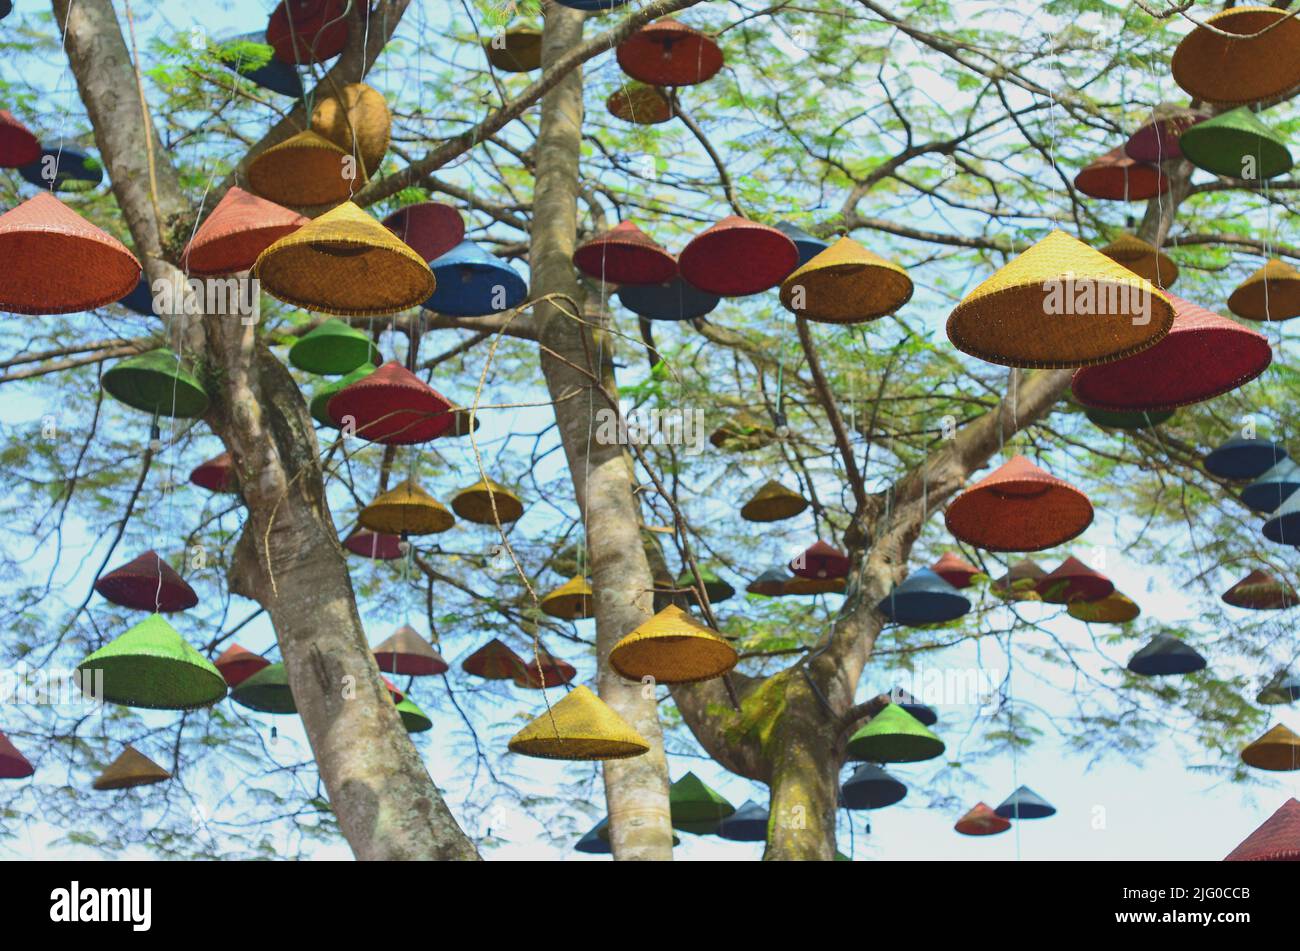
top-left (102, 348), bottom-right (209, 419)
top-left (669, 771), bottom-right (736, 825)
top-left (396, 697), bottom-right (432, 733)
top-left (674, 566), bottom-right (735, 603)
top-left (289, 318), bottom-right (380, 376)
top-left (76, 613), bottom-right (226, 711)
top-left (845, 703), bottom-right (945, 763)
top-left (309, 362), bottom-right (376, 427)
top-left (1179, 107), bottom-right (1293, 181)
top-left (230, 662), bottom-right (297, 714)
top-left (1085, 406), bottom-right (1174, 431)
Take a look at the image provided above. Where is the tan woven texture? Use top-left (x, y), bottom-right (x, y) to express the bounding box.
top-left (1067, 591), bottom-right (1140, 623)
top-left (483, 27), bottom-right (542, 72)
top-left (1242, 723), bottom-right (1300, 771)
top-left (784, 576), bottom-right (846, 596)
top-left (541, 575), bottom-right (595, 619)
top-left (610, 604), bottom-right (738, 684)
top-left (310, 83), bottom-right (391, 180)
top-left (254, 200), bottom-right (435, 316)
top-left (1172, 7), bottom-right (1300, 106)
top-left (359, 480), bottom-right (454, 535)
top-left (946, 230), bottom-right (1174, 368)
top-left (451, 478), bottom-right (524, 524)
top-left (246, 129), bottom-right (357, 207)
top-left (1227, 259), bottom-right (1300, 322)
top-left (1099, 233), bottom-right (1178, 289)
top-left (92, 745), bottom-right (171, 791)
top-left (740, 480), bottom-right (809, 522)
top-left (508, 685), bottom-right (651, 760)
top-left (944, 455), bottom-right (1094, 552)
top-left (607, 84), bottom-right (674, 124)
top-left (778, 236), bottom-right (913, 323)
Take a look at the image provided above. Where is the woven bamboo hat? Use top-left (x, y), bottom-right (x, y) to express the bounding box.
top-left (0, 732), bottom-right (33, 780)
top-left (607, 83), bottom-right (674, 124)
top-left (947, 230), bottom-right (1174, 368)
top-left (778, 236), bottom-right (912, 323)
top-left (1126, 633), bottom-right (1207, 676)
top-left (0, 110), bottom-right (40, 167)
top-left (92, 746), bottom-right (171, 791)
top-left (1242, 723), bottom-right (1300, 771)
top-left (746, 566), bottom-right (792, 597)
top-left (426, 240), bottom-right (526, 317)
top-left (289, 317), bottom-right (379, 375)
top-left (190, 451), bottom-right (238, 493)
top-left (483, 26), bottom-right (543, 72)
top-left (1179, 107), bottom-right (1293, 180)
top-left (930, 551), bottom-right (980, 589)
top-left (992, 558), bottom-right (1046, 600)
top-left (617, 19), bottom-right (723, 87)
top-left (396, 697), bottom-right (432, 734)
top-left (674, 567), bottom-right (734, 604)
top-left (1171, 6), bottom-right (1300, 106)
top-left (246, 129), bottom-right (355, 207)
top-left (1068, 590), bottom-right (1140, 624)
top-left (783, 575), bottom-right (847, 596)
top-left (840, 764), bottom-right (907, 810)
top-left (617, 275), bottom-right (720, 321)
top-left (878, 569), bottom-right (971, 626)
top-left (740, 480), bottom-right (809, 522)
top-left (327, 361), bottom-right (454, 444)
top-left (679, 215), bottom-right (799, 297)
top-left (709, 412), bottom-right (776, 451)
top-left (103, 348), bottom-right (209, 419)
top-left (1221, 569), bottom-right (1298, 610)
top-left (451, 478), bottom-right (524, 525)
top-left (944, 455), bottom-right (1094, 552)
top-left (1124, 107), bottom-right (1207, 163)
top-left (267, 0), bottom-right (349, 64)
top-left (994, 785), bottom-right (1056, 820)
top-left (77, 613), bottom-right (226, 711)
top-left (94, 550), bottom-right (198, 613)
top-left (1099, 233), bottom-right (1178, 288)
top-left (343, 527), bottom-right (404, 560)
top-left (1036, 555), bottom-right (1113, 604)
top-left (610, 604), bottom-right (737, 684)
top-left (461, 638), bottom-right (526, 679)
top-left (790, 539), bottom-right (851, 579)
top-left (182, 186), bottom-right (307, 277)
top-left (1227, 259), bottom-right (1300, 322)
top-left (311, 82), bottom-right (391, 180)
top-left (230, 662), bottom-right (296, 713)
top-left (310, 362), bottom-right (376, 427)
top-left (1225, 798), bottom-right (1300, 861)
top-left (255, 201), bottom-right (434, 316)
top-left (513, 645), bottom-right (578, 689)
top-left (1074, 146), bottom-right (1168, 201)
top-left (670, 771), bottom-right (735, 826)
top-left (381, 201), bottom-right (464, 263)
top-left (359, 480), bottom-right (454, 536)
top-left (0, 192), bottom-right (141, 314)
top-left (372, 624), bottom-right (448, 676)
top-left (214, 644), bottom-right (270, 688)
top-left (955, 801), bottom-right (1010, 836)
top-left (846, 703), bottom-right (945, 763)
top-left (508, 684), bottom-right (651, 760)
top-left (541, 576), bottom-right (595, 620)
top-left (573, 220), bottom-right (677, 285)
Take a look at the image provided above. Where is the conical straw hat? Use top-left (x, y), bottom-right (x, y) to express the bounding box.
top-left (102, 348), bottom-right (210, 419)
top-left (1074, 146), bottom-right (1168, 201)
top-left (680, 215), bottom-right (799, 297)
top-left (783, 575), bottom-right (846, 596)
top-left (709, 412), bottom-right (776, 451)
top-left (396, 697), bottom-right (432, 733)
top-left (541, 576), bottom-right (595, 620)
top-left (1224, 798), bottom-right (1300, 860)
top-left (573, 220), bottom-right (677, 285)
top-left (381, 201), bottom-right (464, 264)
top-left (944, 455), bottom-right (1094, 552)
top-left (1221, 569), bottom-right (1298, 610)
top-left (0, 732), bottom-right (34, 779)
top-left (992, 558), bottom-right (1046, 600)
top-left (1099, 233), bottom-right (1178, 288)
top-left (955, 801), bottom-right (1010, 836)
top-left (288, 317), bottom-right (379, 375)
top-left (1124, 107), bottom-right (1207, 163)
top-left (0, 191), bottom-right (141, 314)
top-left (93, 550), bottom-right (199, 613)
top-left (246, 129), bottom-right (356, 207)
top-left (740, 480), bottom-right (809, 522)
top-left (310, 83), bottom-right (391, 180)
top-left (76, 613), bottom-right (227, 711)
top-left (214, 643), bottom-right (270, 688)
top-left (1227, 259), bottom-right (1300, 322)
top-left (1171, 6), bottom-right (1300, 106)
top-left (512, 644), bottom-right (578, 689)
top-left (607, 83), bottom-right (674, 125)
top-left (1179, 107), bottom-right (1293, 180)
top-left (946, 230), bottom-right (1175, 368)
top-left (670, 770), bottom-right (736, 824)
top-left (181, 186), bottom-right (307, 277)
top-left (994, 785), bottom-right (1056, 819)
top-left (746, 566), bottom-right (792, 597)
top-left (1257, 671), bottom-right (1300, 706)
top-left (326, 361), bottom-right (454, 445)
top-left (1067, 590), bottom-right (1139, 623)
top-left (1204, 436), bottom-right (1289, 481)
top-left (358, 480), bottom-right (454, 536)
top-left (616, 19), bottom-right (723, 87)
top-left (343, 527), bottom-right (404, 560)
top-left (930, 551), bottom-right (980, 589)
top-left (1126, 633), bottom-right (1206, 676)
top-left (190, 451), bottom-right (239, 493)
top-left (266, 0), bottom-right (349, 64)
top-left (778, 236), bottom-right (913, 323)
top-left (1241, 723), bottom-right (1300, 771)
top-left (1036, 555), bottom-right (1113, 604)
top-left (846, 703), bottom-right (945, 763)
top-left (840, 764), bottom-right (907, 810)
top-left (372, 625), bottom-right (448, 676)
top-left (92, 745), bottom-right (171, 791)
top-left (610, 604), bottom-right (737, 684)
top-left (508, 685), bottom-right (651, 761)
top-left (255, 201), bottom-right (435, 316)
top-left (789, 539), bottom-right (851, 580)
top-left (230, 661), bottom-right (297, 713)
top-left (483, 26), bottom-right (543, 73)
top-left (451, 479), bottom-right (525, 525)
top-left (0, 109), bottom-right (40, 167)
top-left (461, 638), bottom-right (526, 679)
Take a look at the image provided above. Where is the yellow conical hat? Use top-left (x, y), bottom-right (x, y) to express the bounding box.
top-left (246, 129), bottom-right (356, 207)
top-left (451, 478), bottom-right (525, 525)
top-left (1227, 259), bottom-right (1300, 322)
top-left (779, 236), bottom-right (912, 323)
top-left (507, 685), bottom-right (650, 760)
top-left (541, 575), bottom-right (595, 620)
top-left (1099, 233), bottom-right (1178, 289)
top-left (1067, 590), bottom-right (1140, 623)
top-left (92, 745), bottom-right (172, 791)
top-left (1242, 723), bottom-right (1300, 771)
top-left (310, 83), bottom-right (391, 181)
top-left (740, 480), bottom-right (809, 522)
top-left (610, 604), bottom-right (737, 684)
top-left (359, 480), bottom-right (454, 536)
top-left (784, 576), bottom-right (846, 596)
top-left (946, 230), bottom-right (1174, 368)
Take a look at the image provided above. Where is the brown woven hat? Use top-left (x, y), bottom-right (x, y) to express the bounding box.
top-left (182, 186), bottom-right (307, 276)
top-left (944, 455), bottom-right (1094, 552)
top-left (483, 26), bottom-right (543, 73)
top-left (1172, 6), bottom-right (1300, 106)
top-left (0, 192), bottom-right (141, 314)
top-left (92, 745), bottom-right (171, 791)
top-left (541, 576), bottom-right (595, 620)
top-left (461, 638), bottom-right (526, 679)
top-left (310, 82), bottom-right (391, 181)
top-left (372, 624), bottom-right (448, 676)
top-left (1225, 798), bottom-right (1300, 860)
top-left (246, 129), bottom-right (356, 207)
top-left (783, 575), bottom-right (847, 596)
top-left (450, 478), bottom-right (524, 525)
top-left (740, 480), bottom-right (809, 522)
top-left (1035, 554), bottom-right (1114, 604)
top-left (930, 551), bottom-right (980, 589)
top-left (1074, 146), bottom-right (1168, 201)
top-left (607, 83), bottom-right (674, 124)
top-left (1221, 569), bottom-right (1298, 610)
top-left (358, 480), bottom-right (454, 536)
top-left (1241, 723), bottom-right (1300, 771)
top-left (946, 230), bottom-right (1175, 369)
top-left (1098, 233), bottom-right (1178, 289)
top-left (992, 559), bottom-right (1046, 600)
top-left (609, 604), bottom-right (737, 684)
top-left (1227, 259), bottom-right (1300, 322)
top-left (254, 201), bottom-right (435, 316)
top-left (616, 19), bottom-right (723, 87)
top-left (512, 644), bottom-right (577, 689)
top-left (778, 236), bottom-right (913, 323)
top-left (507, 685), bottom-right (650, 761)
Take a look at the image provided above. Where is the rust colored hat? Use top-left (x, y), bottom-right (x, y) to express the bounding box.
top-left (0, 192), bottom-right (141, 315)
top-left (930, 551), bottom-right (980, 589)
top-left (0, 731), bottom-right (34, 779)
top-left (372, 625), bottom-right (448, 677)
top-left (214, 644), bottom-right (271, 688)
top-left (381, 201), bottom-right (464, 263)
top-left (182, 186), bottom-right (307, 277)
top-left (326, 361), bottom-right (454, 445)
top-left (955, 801), bottom-right (1010, 836)
top-left (1241, 723), bottom-right (1300, 772)
top-left (267, 0), bottom-right (349, 64)
top-left (1227, 259), bottom-right (1300, 322)
top-left (616, 19), bottom-right (723, 87)
top-left (1035, 555), bottom-right (1114, 604)
top-left (189, 451), bottom-right (238, 493)
top-left (1098, 233), bottom-right (1178, 289)
top-left (512, 644), bottom-right (578, 689)
top-left (992, 559), bottom-right (1046, 600)
top-left (92, 745), bottom-right (171, 791)
top-left (679, 215), bottom-right (799, 297)
top-left (358, 480), bottom-right (454, 536)
top-left (1124, 107), bottom-right (1208, 163)
top-left (789, 540), bottom-right (851, 580)
top-left (343, 528), bottom-right (404, 560)
top-left (1171, 6), bottom-right (1300, 106)
top-left (610, 604), bottom-right (737, 685)
top-left (1071, 292), bottom-right (1270, 412)
top-left (1222, 569), bottom-right (1298, 610)
top-left (461, 637), bottom-right (526, 679)
top-left (246, 129), bottom-right (356, 207)
top-left (779, 236), bottom-right (913, 323)
top-left (94, 551), bottom-right (199, 613)
top-left (944, 455), bottom-right (1094, 552)
top-left (1225, 798), bottom-right (1300, 860)
top-left (1074, 146), bottom-right (1168, 201)
top-left (310, 82), bottom-right (391, 180)
top-left (573, 220), bottom-right (677, 285)
top-left (451, 478), bottom-right (525, 525)
top-left (607, 83), bottom-right (674, 124)
top-left (740, 480), bottom-right (809, 522)
top-left (0, 110), bottom-right (40, 167)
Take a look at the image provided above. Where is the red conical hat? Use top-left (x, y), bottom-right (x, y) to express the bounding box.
top-left (182, 186), bottom-right (307, 277)
top-left (573, 220), bottom-right (677, 285)
top-left (1225, 798), bottom-right (1300, 861)
top-left (678, 215), bottom-right (799, 297)
top-left (789, 540), bottom-right (851, 580)
top-left (0, 110), bottom-right (41, 167)
top-left (1074, 146), bottom-right (1168, 201)
top-left (326, 361), bottom-right (454, 445)
top-left (214, 644), bottom-right (271, 688)
top-left (944, 455), bottom-right (1093, 552)
top-left (189, 452), bottom-right (239, 493)
top-left (343, 528), bottom-right (404, 560)
top-left (513, 644), bottom-right (578, 689)
top-left (461, 638), bottom-right (526, 679)
top-left (1035, 554), bottom-right (1114, 603)
top-left (372, 625), bottom-right (449, 677)
top-left (616, 19), bottom-right (724, 87)
top-left (0, 732), bottom-right (34, 779)
top-left (955, 801), bottom-right (1010, 836)
top-left (94, 551), bottom-right (199, 613)
top-left (267, 0), bottom-right (349, 64)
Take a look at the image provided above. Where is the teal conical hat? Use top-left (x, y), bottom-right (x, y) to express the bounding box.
top-left (230, 662), bottom-right (297, 714)
top-left (309, 362), bottom-right (376, 427)
top-left (396, 697), bottom-right (432, 733)
top-left (1179, 107), bottom-right (1293, 181)
top-left (76, 613), bottom-right (226, 710)
top-left (289, 318), bottom-right (379, 376)
top-left (669, 771), bottom-right (736, 826)
top-left (846, 703), bottom-right (945, 762)
top-left (102, 348), bottom-right (209, 419)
